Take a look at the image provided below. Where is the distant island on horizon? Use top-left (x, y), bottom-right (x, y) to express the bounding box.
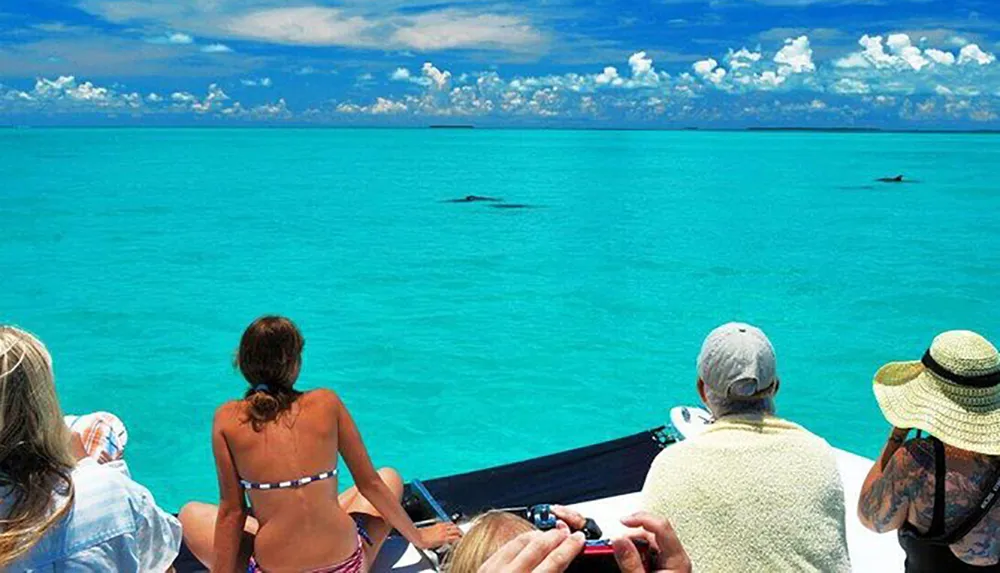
top-left (747, 127), bottom-right (882, 133)
top-left (747, 127), bottom-right (1000, 134)
top-left (3, 125), bottom-right (1000, 134)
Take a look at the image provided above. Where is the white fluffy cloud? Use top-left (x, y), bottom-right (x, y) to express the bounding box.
top-left (194, 84), bottom-right (228, 112)
top-left (173, 84), bottom-right (230, 113)
top-left (22, 76), bottom-right (121, 104)
top-left (755, 71), bottom-right (785, 89)
top-left (833, 78), bottom-right (870, 95)
top-left (595, 66), bottom-right (622, 86)
top-left (5, 29), bottom-right (1000, 125)
top-left (388, 63), bottom-right (453, 89)
top-left (220, 7), bottom-right (543, 52)
top-left (836, 34), bottom-right (995, 71)
top-left (2, 76), bottom-right (165, 113)
top-left (837, 35), bottom-right (895, 69)
top-left (420, 32), bottom-right (995, 119)
top-left (958, 44), bottom-right (996, 66)
top-left (389, 62), bottom-right (452, 92)
top-left (389, 12), bottom-right (544, 52)
top-left (240, 77), bottom-right (273, 87)
top-left (171, 91), bottom-right (197, 104)
top-left (693, 58), bottom-right (727, 84)
top-left (222, 98), bottom-right (292, 119)
top-left (886, 34), bottom-right (929, 71)
top-left (371, 97), bottom-right (408, 114)
top-left (145, 32), bottom-right (194, 45)
top-left (689, 35), bottom-right (817, 93)
top-left (167, 32), bottom-right (193, 44)
top-left (337, 97), bottom-right (408, 115)
top-left (829, 33), bottom-right (998, 100)
top-left (628, 52), bottom-right (653, 78)
top-left (692, 58), bottom-right (717, 76)
top-left (0, 75), bottom-right (303, 120)
top-left (335, 102), bottom-right (362, 114)
top-left (201, 43), bottom-right (233, 53)
top-left (249, 99), bottom-right (290, 118)
top-left (774, 36), bottom-right (815, 74)
top-left (624, 51), bottom-right (662, 88)
top-left (484, 51), bottom-right (669, 96)
top-left (727, 48), bottom-right (762, 70)
top-left (421, 62), bottom-right (452, 90)
top-left (225, 8), bottom-right (375, 47)
top-left (924, 49), bottom-right (956, 66)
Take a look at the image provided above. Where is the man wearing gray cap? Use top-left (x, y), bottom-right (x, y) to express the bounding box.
top-left (641, 322), bottom-right (851, 572)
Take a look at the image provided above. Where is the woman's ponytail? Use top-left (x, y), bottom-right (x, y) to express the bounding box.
top-left (236, 317), bottom-right (304, 431)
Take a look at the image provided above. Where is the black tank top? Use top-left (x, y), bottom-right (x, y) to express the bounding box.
top-left (898, 437), bottom-right (1000, 573)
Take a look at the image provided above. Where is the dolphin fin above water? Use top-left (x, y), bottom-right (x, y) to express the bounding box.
top-left (441, 195), bottom-right (503, 203)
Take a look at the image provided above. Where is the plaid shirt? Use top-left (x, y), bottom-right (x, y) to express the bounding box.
top-left (65, 413), bottom-right (128, 463)
top-left (2, 459), bottom-right (181, 572)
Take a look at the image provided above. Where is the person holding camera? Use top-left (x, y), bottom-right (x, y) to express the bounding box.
top-left (473, 511), bottom-right (691, 573)
top-left (859, 330), bottom-right (1000, 572)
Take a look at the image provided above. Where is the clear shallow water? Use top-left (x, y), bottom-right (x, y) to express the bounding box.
top-left (2, 128), bottom-right (999, 512)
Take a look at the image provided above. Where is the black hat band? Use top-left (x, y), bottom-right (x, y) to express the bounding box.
top-left (922, 350), bottom-right (1000, 389)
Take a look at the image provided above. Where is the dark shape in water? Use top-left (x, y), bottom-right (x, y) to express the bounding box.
top-left (442, 195), bottom-right (503, 203)
top-left (491, 203), bottom-right (538, 209)
top-left (876, 175), bottom-right (906, 183)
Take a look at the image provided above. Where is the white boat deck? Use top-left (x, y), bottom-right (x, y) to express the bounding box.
top-left (374, 448), bottom-right (905, 573)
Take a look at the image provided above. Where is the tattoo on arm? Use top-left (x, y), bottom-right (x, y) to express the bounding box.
top-left (859, 442), bottom-right (924, 533)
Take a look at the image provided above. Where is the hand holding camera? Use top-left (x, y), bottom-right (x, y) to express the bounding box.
top-left (478, 511), bottom-right (691, 573)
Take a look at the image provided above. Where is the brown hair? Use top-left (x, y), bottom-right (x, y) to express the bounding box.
top-left (236, 316), bottom-right (304, 430)
top-left (445, 512), bottom-right (535, 573)
top-left (0, 327), bottom-right (76, 567)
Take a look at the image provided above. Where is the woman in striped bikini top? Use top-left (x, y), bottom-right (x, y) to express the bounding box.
top-left (178, 316), bottom-right (461, 572)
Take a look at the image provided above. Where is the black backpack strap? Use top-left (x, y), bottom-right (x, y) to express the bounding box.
top-left (927, 437), bottom-right (948, 537)
top-left (941, 458), bottom-right (1000, 545)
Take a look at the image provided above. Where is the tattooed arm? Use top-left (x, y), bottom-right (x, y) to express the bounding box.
top-left (860, 431), bottom-right (1000, 563)
top-left (858, 427), bottom-right (916, 533)
top-left (947, 450), bottom-right (1000, 566)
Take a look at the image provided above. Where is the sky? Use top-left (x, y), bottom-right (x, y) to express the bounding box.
top-left (1, 0), bottom-right (999, 127)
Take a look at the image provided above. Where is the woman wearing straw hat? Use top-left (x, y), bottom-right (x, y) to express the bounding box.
top-left (858, 330), bottom-right (1000, 572)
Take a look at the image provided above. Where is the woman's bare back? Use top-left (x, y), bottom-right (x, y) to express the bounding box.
top-left (218, 389), bottom-right (360, 571)
top-left (904, 439), bottom-right (1000, 566)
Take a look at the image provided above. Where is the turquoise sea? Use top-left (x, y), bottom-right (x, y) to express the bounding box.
top-left (2, 128), bottom-right (999, 512)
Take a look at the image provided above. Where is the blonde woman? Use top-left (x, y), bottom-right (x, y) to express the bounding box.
top-left (0, 326), bottom-right (181, 571)
top-left (449, 509), bottom-right (692, 573)
top-left (446, 511), bottom-right (536, 573)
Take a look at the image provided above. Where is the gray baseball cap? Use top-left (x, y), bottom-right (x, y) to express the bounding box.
top-left (697, 322), bottom-right (778, 398)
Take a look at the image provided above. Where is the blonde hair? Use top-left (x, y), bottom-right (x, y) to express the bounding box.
top-left (0, 326), bottom-right (76, 567)
top-left (445, 511), bottom-right (535, 573)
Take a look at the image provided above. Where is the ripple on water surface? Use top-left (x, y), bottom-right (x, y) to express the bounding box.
top-left (1, 128), bottom-right (998, 510)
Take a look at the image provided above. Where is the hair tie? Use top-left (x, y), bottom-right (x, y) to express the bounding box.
top-left (252, 383), bottom-right (270, 392)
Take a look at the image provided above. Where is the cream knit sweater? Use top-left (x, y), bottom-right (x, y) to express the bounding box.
top-left (641, 414), bottom-right (851, 573)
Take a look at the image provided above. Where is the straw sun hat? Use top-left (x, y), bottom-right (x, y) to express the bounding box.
top-left (874, 330), bottom-right (1000, 455)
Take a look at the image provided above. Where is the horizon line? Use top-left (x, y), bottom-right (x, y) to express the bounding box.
top-left (3, 125), bottom-right (1000, 134)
